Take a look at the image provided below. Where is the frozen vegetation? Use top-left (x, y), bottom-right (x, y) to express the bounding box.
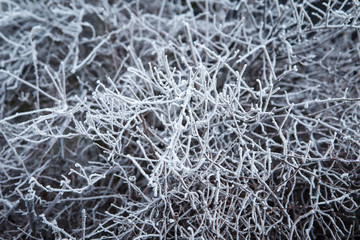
top-left (0, 0), bottom-right (360, 239)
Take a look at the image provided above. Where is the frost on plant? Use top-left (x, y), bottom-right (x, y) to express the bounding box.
top-left (0, 0), bottom-right (360, 239)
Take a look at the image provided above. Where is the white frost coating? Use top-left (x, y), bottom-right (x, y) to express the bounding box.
top-left (128, 175), bottom-right (136, 182)
top-left (0, 1), bottom-right (358, 239)
top-left (304, 102), bottom-right (309, 109)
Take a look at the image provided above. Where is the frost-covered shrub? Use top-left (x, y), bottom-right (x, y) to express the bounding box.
top-left (0, 0), bottom-right (360, 239)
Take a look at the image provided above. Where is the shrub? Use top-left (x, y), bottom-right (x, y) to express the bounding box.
top-left (0, 0), bottom-right (359, 239)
